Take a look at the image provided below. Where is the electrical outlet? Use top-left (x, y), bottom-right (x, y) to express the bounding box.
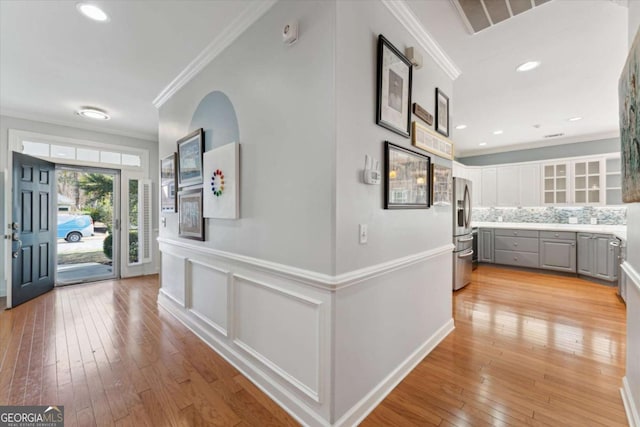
top-left (590, 217), bottom-right (597, 225)
top-left (359, 224), bottom-right (368, 244)
top-left (569, 217), bottom-right (578, 224)
top-left (497, 216), bottom-right (503, 222)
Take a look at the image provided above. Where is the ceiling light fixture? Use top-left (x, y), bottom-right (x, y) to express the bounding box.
top-left (493, 130), bottom-right (503, 135)
top-left (479, 142), bottom-right (487, 146)
top-left (77, 107), bottom-right (110, 120)
top-left (455, 124), bottom-right (467, 130)
top-left (76, 3), bottom-right (109, 22)
top-left (516, 61), bottom-right (541, 72)
top-left (568, 116), bottom-right (583, 122)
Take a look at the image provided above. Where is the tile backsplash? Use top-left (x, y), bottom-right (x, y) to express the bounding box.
top-left (473, 206), bottom-right (627, 225)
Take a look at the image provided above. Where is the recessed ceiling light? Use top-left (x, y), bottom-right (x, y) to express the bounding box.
top-left (493, 130), bottom-right (503, 135)
top-left (76, 3), bottom-right (109, 22)
top-left (516, 61), bottom-right (541, 72)
top-left (479, 142), bottom-right (487, 146)
top-left (455, 124), bottom-right (467, 130)
top-left (568, 116), bottom-right (583, 122)
top-left (77, 107), bottom-right (110, 120)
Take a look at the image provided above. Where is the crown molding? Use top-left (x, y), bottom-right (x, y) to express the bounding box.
top-left (0, 108), bottom-right (157, 142)
top-left (152, 0), bottom-right (278, 109)
top-left (380, 0), bottom-right (461, 80)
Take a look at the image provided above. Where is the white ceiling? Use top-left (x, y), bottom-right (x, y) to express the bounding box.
top-left (0, 0), bottom-right (255, 140)
top-left (407, 0), bottom-right (628, 157)
top-left (0, 0), bottom-right (630, 153)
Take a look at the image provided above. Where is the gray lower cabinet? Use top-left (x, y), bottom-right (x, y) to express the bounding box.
top-left (493, 229), bottom-right (539, 268)
top-left (539, 231), bottom-right (576, 273)
top-left (478, 228), bottom-right (494, 263)
top-left (577, 233), bottom-right (617, 281)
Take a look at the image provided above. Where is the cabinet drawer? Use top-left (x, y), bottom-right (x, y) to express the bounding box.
top-left (494, 229), bottom-right (539, 238)
top-left (495, 250), bottom-right (539, 268)
top-left (495, 236), bottom-right (539, 253)
top-left (540, 231), bottom-right (576, 240)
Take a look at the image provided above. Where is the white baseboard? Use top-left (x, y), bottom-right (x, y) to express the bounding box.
top-left (157, 290), bottom-right (330, 427)
top-left (622, 376), bottom-right (640, 427)
top-left (333, 318), bottom-right (455, 427)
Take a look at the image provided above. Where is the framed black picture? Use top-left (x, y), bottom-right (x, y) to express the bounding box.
top-left (435, 88), bottom-right (450, 137)
top-left (177, 128), bottom-right (204, 187)
top-left (376, 35), bottom-right (413, 138)
top-left (161, 153), bottom-right (177, 213)
top-left (178, 187), bottom-right (205, 241)
top-left (384, 141), bottom-right (431, 209)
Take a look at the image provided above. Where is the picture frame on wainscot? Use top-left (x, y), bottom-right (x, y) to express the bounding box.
top-left (435, 88), bottom-right (450, 137)
top-left (177, 128), bottom-right (204, 187)
top-left (161, 153), bottom-right (177, 212)
top-left (376, 34), bottom-right (413, 138)
top-left (178, 187), bottom-right (205, 241)
top-left (384, 141), bottom-right (431, 209)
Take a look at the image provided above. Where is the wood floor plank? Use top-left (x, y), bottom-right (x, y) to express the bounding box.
top-left (0, 266), bottom-right (627, 426)
top-left (364, 265), bottom-right (627, 426)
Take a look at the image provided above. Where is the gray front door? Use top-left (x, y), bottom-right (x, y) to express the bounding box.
top-left (11, 152), bottom-right (56, 307)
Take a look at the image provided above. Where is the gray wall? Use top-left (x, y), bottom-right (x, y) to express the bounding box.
top-left (0, 114), bottom-right (159, 298)
top-left (334, 0), bottom-right (454, 274)
top-left (458, 137), bottom-right (620, 166)
top-left (158, 0), bottom-right (336, 274)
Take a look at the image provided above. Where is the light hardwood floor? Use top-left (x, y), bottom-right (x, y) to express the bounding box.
top-left (0, 266), bottom-right (628, 426)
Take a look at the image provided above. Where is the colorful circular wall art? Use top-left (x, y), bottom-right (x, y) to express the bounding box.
top-left (210, 169), bottom-right (225, 197)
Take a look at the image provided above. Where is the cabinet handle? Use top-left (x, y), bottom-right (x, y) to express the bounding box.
top-left (514, 257), bottom-right (519, 261)
top-left (554, 233), bottom-right (559, 237)
top-left (514, 243), bottom-right (518, 246)
top-left (514, 232), bottom-right (518, 235)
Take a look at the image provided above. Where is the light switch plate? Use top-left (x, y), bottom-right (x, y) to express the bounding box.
top-left (359, 224), bottom-right (368, 244)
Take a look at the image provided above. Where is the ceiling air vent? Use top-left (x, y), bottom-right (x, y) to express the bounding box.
top-left (544, 133), bottom-right (564, 138)
top-left (452, 0), bottom-right (554, 34)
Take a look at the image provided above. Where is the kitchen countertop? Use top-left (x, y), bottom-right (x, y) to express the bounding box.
top-left (473, 222), bottom-right (627, 241)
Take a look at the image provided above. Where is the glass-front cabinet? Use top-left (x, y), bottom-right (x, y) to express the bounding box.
top-left (572, 159), bottom-right (602, 205)
top-left (543, 162), bottom-right (568, 204)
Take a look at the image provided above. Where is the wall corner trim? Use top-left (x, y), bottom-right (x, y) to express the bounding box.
top-left (622, 376), bottom-right (640, 427)
top-left (380, 0), bottom-right (461, 80)
top-left (152, 0), bottom-right (278, 109)
top-left (333, 318), bottom-right (455, 426)
top-left (622, 261), bottom-right (640, 293)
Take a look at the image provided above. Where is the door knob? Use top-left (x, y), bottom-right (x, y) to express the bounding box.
top-left (11, 222), bottom-right (19, 231)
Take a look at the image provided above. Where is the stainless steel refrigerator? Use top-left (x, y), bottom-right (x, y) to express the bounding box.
top-left (453, 177), bottom-right (473, 291)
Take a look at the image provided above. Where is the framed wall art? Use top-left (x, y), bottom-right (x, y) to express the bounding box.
top-left (178, 187), bottom-right (205, 241)
top-left (432, 163), bottom-right (452, 206)
top-left (376, 35), bottom-right (413, 138)
top-left (177, 128), bottom-right (204, 187)
top-left (619, 27), bottom-right (640, 202)
top-left (412, 121), bottom-right (454, 160)
top-left (384, 141), bottom-right (430, 209)
top-left (161, 153), bottom-right (177, 212)
top-left (203, 142), bottom-right (240, 219)
top-left (435, 88), bottom-right (450, 137)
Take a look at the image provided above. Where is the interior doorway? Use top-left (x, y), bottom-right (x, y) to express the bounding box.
top-left (55, 166), bottom-right (120, 285)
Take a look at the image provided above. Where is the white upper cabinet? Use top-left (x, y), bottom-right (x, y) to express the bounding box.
top-left (572, 159), bottom-right (603, 205)
top-left (519, 164), bottom-right (540, 206)
top-left (481, 167), bottom-right (497, 207)
top-left (496, 166), bottom-right (519, 206)
top-left (542, 162), bottom-right (570, 205)
top-left (467, 167), bottom-right (482, 208)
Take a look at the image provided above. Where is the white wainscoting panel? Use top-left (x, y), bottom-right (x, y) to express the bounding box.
top-left (232, 274), bottom-right (322, 402)
top-left (188, 259), bottom-right (229, 336)
top-left (160, 251), bottom-right (186, 305)
top-left (622, 261), bottom-right (640, 427)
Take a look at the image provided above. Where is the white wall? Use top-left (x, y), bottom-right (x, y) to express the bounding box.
top-left (624, 4), bottom-right (640, 425)
top-left (0, 114), bottom-right (159, 297)
top-left (158, 0), bottom-right (336, 275)
top-left (332, 0), bottom-right (454, 421)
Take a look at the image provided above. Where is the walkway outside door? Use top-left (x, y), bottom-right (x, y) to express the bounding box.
top-left (11, 152), bottom-right (56, 307)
